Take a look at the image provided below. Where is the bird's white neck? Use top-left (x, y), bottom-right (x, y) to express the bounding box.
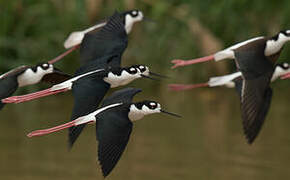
top-left (265, 33), bottom-right (290, 56)
top-left (104, 71), bottom-right (140, 88)
top-left (17, 67), bottom-right (53, 87)
top-left (128, 104), bottom-right (160, 122)
top-left (271, 65), bottom-right (290, 82)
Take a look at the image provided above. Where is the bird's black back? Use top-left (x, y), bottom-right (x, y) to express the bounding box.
top-left (80, 11), bottom-right (128, 66)
top-left (102, 87), bottom-right (142, 107)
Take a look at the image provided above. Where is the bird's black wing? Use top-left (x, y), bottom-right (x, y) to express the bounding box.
top-left (41, 68), bottom-right (72, 85)
top-left (0, 76), bottom-right (19, 110)
top-left (68, 73), bottom-right (110, 149)
top-left (234, 50), bottom-right (275, 144)
top-left (233, 77), bottom-right (243, 98)
top-left (96, 106), bottom-right (132, 177)
top-left (80, 11), bottom-right (128, 66)
top-left (102, 87), bottom-right (142, 107)
top-left (0, 65), bottom-right (29, 79)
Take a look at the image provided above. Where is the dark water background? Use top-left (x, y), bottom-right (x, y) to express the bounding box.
top-left (1, 84), bottom-right (290, 180)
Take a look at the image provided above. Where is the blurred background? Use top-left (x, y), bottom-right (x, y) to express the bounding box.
top-left (1, 0), bottom-right (290, 179)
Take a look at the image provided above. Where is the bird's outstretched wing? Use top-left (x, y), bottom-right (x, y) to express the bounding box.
top-left (41, 68), bottom-right (72, 85)
top-left (80, 11), bottom-right (127, 66)
top-left (102, 87), bottom-right (142, 107)
top-left (240, 74), bottom-right (273, 144)
top-left (96, 107), bottom-right (133, 177)
top-left (68, 74), bottom-right (110, 148)
top-left (0, 65), bottom-right (29, 79)
top-left (0, 76), bottom-right (19, 110)
top-left (234, 49), bottom-right (275, 144)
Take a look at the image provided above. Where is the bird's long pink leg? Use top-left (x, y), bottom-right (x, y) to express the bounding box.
top-left (27, 119), bottom-right (79, 137)
top-left (171, 55), bottom-right (215, 69)
top-left (168, 83), bottom-right (209, 91)
top-left (280, 72), bottom-right (290, 79)
top-left (27, 118), bottom-right (94, 137)
top-left (48, 45), bottom-right (80, 64)
top-left (2, 88), bottom-right (68, 104)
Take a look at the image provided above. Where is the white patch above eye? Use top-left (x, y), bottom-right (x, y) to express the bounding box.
top-left (150, 102), bottom-right (156, 106)
top-left (43, 64), bottom-right (48, 67)
top-left (287, 30), bottom-right (290, 34)
top-left (283, 63), bottom-right (289, 68)
top-left (130, 67), bottom-right (135, 71)
top-left (139, 65), bottom-right (145, 69)
top-left (132, 10), bottom-right (138, 15)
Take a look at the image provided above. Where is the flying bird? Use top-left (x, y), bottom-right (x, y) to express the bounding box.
top-left (169, 63), bottom-right (290, 92)
top-left (172, 31), bottom-right (290, 144)
top-left (0, 63), bottom-right (71, 110)
top-left (26, 88), bottom-right (181, 177)
top-left (47, 10), bottom-right (144, 65)
top-left (171, 30), bottom-right (290, 68)
top-left (171, 62), bottom-right (290, 144)
top-left (4, 12), bottom-right (154, 149)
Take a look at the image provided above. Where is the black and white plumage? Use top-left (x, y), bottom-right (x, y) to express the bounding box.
top-left (26, 87), bottom-right (181, 177)
top-left (3, 64), bottom-right (163, 147)
top-left (64, 10), bottom-right (144, 49)
top-left (172, 31), bottom-right (290, 144)
top-left (172, 30), bottom-right (290, 68)
top-left (0, 63), bottom-right (71, 110)
top-left (169, 63), bottom-right (290, 92)
top-left (170, 62), bottom-right (290, 144)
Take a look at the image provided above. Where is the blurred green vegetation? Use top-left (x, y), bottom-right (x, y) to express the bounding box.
top-left (1, 0), bottom-right (290, 92)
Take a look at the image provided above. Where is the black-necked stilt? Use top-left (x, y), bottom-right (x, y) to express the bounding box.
top-left (172, 31), bottom-right (290, 144)
top-left (48, 10), bottom-right (144, 65)
top-left (0, 63), bottom-right (71, 110)
top-left (169, 63), bottom-right (290, 92)
top-left (170, 62), bottom-right (290, 144)
top-left (26, 87), bottom-right (181, 177)
top-left (3, 65), bottom-right (165, 147)
top-left (171, 30), bottom-right (290, 68)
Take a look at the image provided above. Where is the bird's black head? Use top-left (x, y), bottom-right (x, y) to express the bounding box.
top-left (32, 63), bottom-right (53, 73)
top-left (123, 66), bottom-right (139, 75)
top-left (131, 64), bottom-right (168, 80)
top-left (277, 62), bottom-right (290, 70)
top-left (130, 100), bottom-right (181, 118)
top-left (131, 64), bottom-right (149, 74)
top-left (121, 9), bottom-right (144, 33)
top-left (106, 66), bottom-right (140, 76)
top-left (271, 30), bottom-right (290, 41)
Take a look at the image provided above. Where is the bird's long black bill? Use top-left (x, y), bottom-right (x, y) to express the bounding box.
top-left (149, 72), bottom-right (169, 79)
top-left (160, 110), bottom-right (182, 118)
top-left (141, 74), bottom-right (160, 81)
